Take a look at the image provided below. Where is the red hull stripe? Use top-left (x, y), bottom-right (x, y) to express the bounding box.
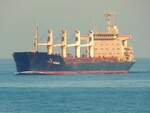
top-left (17, 70), bottom-right (128, 75)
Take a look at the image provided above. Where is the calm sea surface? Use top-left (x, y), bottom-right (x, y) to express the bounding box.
top-left (0, 59), bottom-right (150, 113)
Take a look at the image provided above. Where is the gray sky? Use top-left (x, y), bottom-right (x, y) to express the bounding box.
top-left (0, 0), bottom-right (150, 58)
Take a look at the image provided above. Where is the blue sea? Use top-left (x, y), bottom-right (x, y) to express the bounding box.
top-left (0, 59), bottom-right (150, 113)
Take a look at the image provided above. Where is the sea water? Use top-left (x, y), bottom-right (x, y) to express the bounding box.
top-left (0, 59), bottom-right (150, 113)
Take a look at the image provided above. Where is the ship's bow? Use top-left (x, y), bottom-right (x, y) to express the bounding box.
top-left (13, 52), bottom-right (31, 73)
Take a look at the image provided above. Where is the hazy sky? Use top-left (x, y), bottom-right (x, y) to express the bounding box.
top-left (0, 0), bottom-right (150, 58)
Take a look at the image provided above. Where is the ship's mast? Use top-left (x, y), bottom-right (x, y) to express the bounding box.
top-left (104, 12), bottom-right (119, 34)
top-left (34, 24), bottom-right (39, 52)
top-left (104, 12), bottom-right (113, 33)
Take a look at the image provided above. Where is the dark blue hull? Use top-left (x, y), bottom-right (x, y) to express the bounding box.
top-left (13, 52), bottom-right (135, 74)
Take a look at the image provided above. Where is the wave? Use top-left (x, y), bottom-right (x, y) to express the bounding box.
top-left (129, 70), bottom-right (150, 74)
top-left (0, 79), bottom-right (150, 88)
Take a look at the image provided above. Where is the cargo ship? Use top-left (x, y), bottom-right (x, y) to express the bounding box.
top-left (13, 13), bottom-right (135, 75)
